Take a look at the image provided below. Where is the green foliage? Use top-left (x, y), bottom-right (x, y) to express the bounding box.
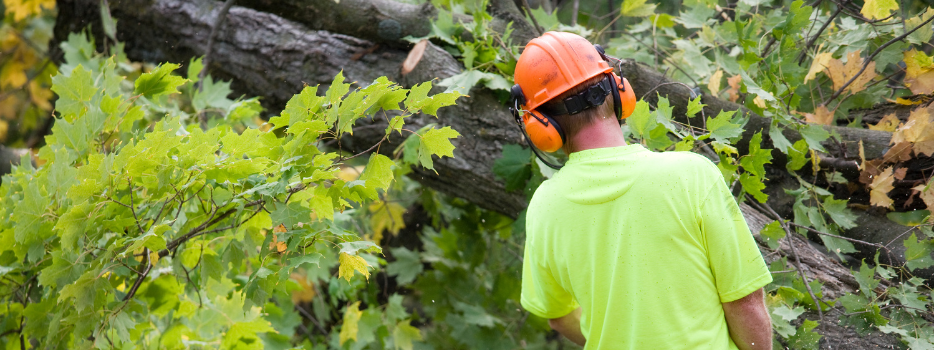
top-left (0, 33), bottom-right (463, 349)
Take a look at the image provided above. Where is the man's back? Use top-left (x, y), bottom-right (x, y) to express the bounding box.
top-left (521, 144), bottom-right (771, 349)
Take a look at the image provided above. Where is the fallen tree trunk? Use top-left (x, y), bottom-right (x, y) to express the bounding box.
top-left (54, 0), bottom-right (928, 276)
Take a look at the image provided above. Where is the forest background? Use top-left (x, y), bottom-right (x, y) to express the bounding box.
top-left (1, 0), bottom-right (934, 348)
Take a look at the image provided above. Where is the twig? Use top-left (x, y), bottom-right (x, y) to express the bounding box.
top-left (519, 0), bottom-right (544, 36)
top-left (826, 13), bottom-right (934, 102)
top-left (296, 304), bottom-right (328, 335)
top-left (126, 178), bottom-right (146, 235)
top-left (797, 5), bottom-right (843, 65)
top-left (751, 195), bottom-right (824, 322)
top-left (122, 248), bottom-right (152, 301)
top-left (198, 0), bottom-right (236, 90)
top-left (197, 0), bottom-right (236, 127)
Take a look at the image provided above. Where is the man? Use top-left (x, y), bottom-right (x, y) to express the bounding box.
top-left (512, 32), bottom-right (773, 349)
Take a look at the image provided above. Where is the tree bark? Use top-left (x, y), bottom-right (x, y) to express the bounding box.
top-left (50, 0), bottom-right (915, 346)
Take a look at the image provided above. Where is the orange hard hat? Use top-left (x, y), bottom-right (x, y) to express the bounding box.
top-left (510, 32), bottom-right (637, 157)
top-left (514, 32), bottom-right (614, 112)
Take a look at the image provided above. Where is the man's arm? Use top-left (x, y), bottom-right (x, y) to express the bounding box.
top-left (722, 288), bottom-right (772, 350)
top-left (548, 307), bottom-right (586, 346)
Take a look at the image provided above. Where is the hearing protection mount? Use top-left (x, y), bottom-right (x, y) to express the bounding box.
top-left (509, 44), bottom-right (629, 170)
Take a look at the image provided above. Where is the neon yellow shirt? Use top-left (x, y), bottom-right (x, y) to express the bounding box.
top-left (521, 144), bottom-right (771, 349)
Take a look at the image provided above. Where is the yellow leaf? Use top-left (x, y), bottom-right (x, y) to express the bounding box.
top-left (708, 69), bottom-right (723, 95)
top-left (0, 120), bottom-right (7, 143)
top-left (753, 96), bottom-right (766, 108)
top-left (0, 61), bottom-right (27, 89)
top-left (337, 165), bottom-right (364, 182)
top-left (392, 319), bottom-right (423, 350)
top-left (28, 80), bottom-right (53, 111)
top-left (3, 0), bottom-right (55, 22)
top-left (914, 182), bottom-right (934, 215)
top-left (891, 107), bottom-right (934, 156)
top-left (805, 52), bottom-right (833, 83)
top-left (868, 113), bottom-right (900, 132)
top-left (620, 0), bottom-right (656, 17)
top-left (338, 252), bottom-right (371, 282)
top-left (904, 49), bottom-right (934, 79)
top-left (824, 50), bottom-right (877, 94)
top-left (726, 75), bottom-right (742, 102)
top-left (0, 96), bottom-right (18, 120)
top-left (906, 8), bottom-right (934, 45)
top-left (338, 301), bottom-right (363, 346)
top-left (860, 0), bottom-right (898, 20)
top-left (804, 105), bottom-right (834, 125)
top-left (368, 201), bottom-right (406, 242)
top-left (290, 272), bottom-right (316, 304)
top-left (895, 97), bottom-right (924, 105)
top-left (869, 167), bottom-right (896, 208)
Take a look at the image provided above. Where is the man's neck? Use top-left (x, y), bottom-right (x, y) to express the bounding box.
top-left (567, 117), bottom-right (628, 153)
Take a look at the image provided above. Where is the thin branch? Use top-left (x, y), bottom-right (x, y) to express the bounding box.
top-left (127, 178), bottom-right (147, 235)
top-left (827, 13), bottom-right (934, 102)
top-left (122, 248), bottom-right (152, 301)
top-left (751, 195), bottom-right (824, 322)
top-left (797, 5), bottom-right (843, 65)
top-left (518, 0), bottom-right (544, 36)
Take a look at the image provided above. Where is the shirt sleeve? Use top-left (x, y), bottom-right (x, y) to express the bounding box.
top-left (699, 171), bottom-right (773, 303)
top-left (520, 238), bottom-right (579, 319)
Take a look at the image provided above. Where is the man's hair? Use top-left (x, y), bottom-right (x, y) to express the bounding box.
top-left (549, 74), bottom-right (616, 154)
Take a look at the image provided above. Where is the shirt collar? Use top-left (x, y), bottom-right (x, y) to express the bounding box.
top-left (566, 144), bottom-right (647, 165)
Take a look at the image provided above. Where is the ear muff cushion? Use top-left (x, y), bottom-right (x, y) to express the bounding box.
top-left (523, 111), bottom-right (564, 153)
top-left (618, 77), bottom-right (636, 119)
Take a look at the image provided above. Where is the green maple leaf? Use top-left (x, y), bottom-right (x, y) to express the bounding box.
top-left (904, 233), bottom-right (934, 272)
top-left (626, 100), bottom-right (654, 139)
top-left (786, 319), bottom-right (822, 349)
top-left (274, 85), bottom-right (323, 127)
top-left (417, 126), bottom-right (460, 171)
top-left (685, 96), bottom-right (705, 118)
top-left (58, 270), bottom-right (107, 312)
top-left (122, 224), bottom-right (170, 254)
top-left (13, 181), bottom-right (50, 244)
top-left (854, 260), bottom-right (880, 297)
top-left (385, 294), bottom-right (409, 322)
top-left (739, 132), bottom-right (772, 178)
top-left (360, 154), bottom-right (395, 191)
top-left (271, 202), bottom-right (312, 229)
top-left (822, 198), bottom-right (858, 229)
top-left (133, 62), bottom-right (188, 98)
top-left (37, 250), bottom-right (84, 288)
top-left (786, 140), bottom-right (810, 172)
top-left (55, 201), bottom-right (94, 251)
top-left (192, 76), bottom-right (233, 111)
top-left (221, 318), bottom-right (274, 349)
top-left (706, 110), bottom-right (743, 142)
top-left (404, 82), bottom-right (433, 111)
top-left (421, 90), bottom-right (462, 116)
top-left (392, 320), bottom-right (423, 350)
top-left (759, 221), bottom-right (785, 249)
top-left (740, 172), bottom-right (768, 203)
top-left (387, 247), bottom-right (423, 285)
top-left (799, 124), bottom-right (830, 152)
top-left (51, 64), bottom-right (97, 120)
top-left (620, 0), bottom-right (656, 17)
top-left (493, 144), bottom-right (532, 192)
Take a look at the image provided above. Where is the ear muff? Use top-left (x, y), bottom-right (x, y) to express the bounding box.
top-left (511, 84), bottom-right (566, 153)
top-left (523, 110), bottom-right (565, 153)
top-left (617, 77), bottom-right (636, 119)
